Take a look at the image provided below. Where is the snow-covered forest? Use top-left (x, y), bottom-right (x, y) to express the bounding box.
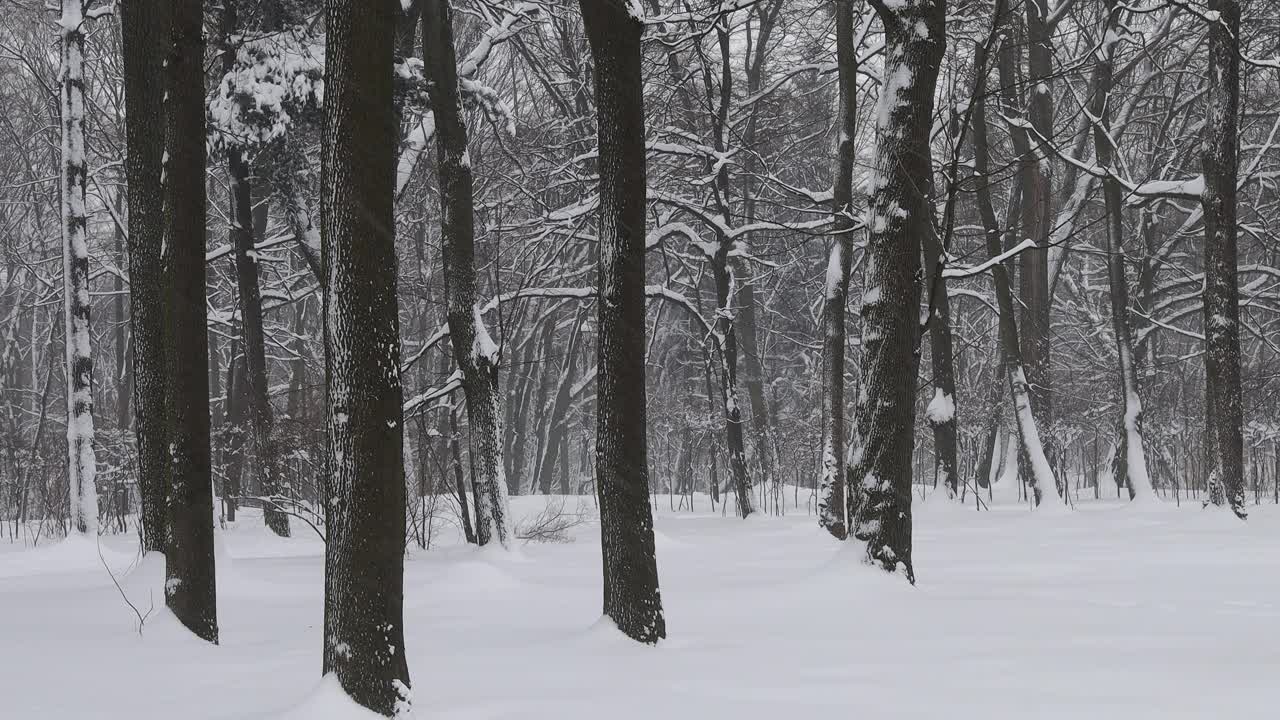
top-left (1, 0), bottom-right (1279, 717)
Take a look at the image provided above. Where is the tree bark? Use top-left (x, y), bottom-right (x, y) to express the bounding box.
top-left (59, 0), bottom-right (99, 537)
top-left (163, 0), bottom-right (218, 644)
top-left (579, 0), bottom-right (665, 644)
top-left (817, 0), bottom-right (859, 539)
top-left (421, 0), bottom-right (510, 546)
top-left (1200, 0), bottom-right (1246, 518)
top-left (321, 0), bottom-right (412, 713)
top-left (121, 0), bottom-right (169, 554)
top-left (845, 0), bottom-right (945, 580)
top-left (1091, 0), bottom-right (1154, 502)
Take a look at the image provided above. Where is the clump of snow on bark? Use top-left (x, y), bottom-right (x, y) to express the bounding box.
top-left (925, 388), bottom-right (954, 425)
top-left (279, 675), bottom-right (416, 719)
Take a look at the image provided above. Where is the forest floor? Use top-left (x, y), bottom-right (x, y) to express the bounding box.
top-left (1, 487), bottom-right (1278, 719)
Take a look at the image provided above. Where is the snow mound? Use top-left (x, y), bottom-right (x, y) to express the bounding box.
top-left (278, 675), bottom-right (415, 720)
top-left (0, 534), bottom-right (137, 579)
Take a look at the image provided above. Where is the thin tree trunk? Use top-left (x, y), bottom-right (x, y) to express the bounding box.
top-left (421, 0), bottom-right (509, 547)
top-left (1091, 0), bottom-right (1153, 502)
top-left (164, 0), bottom-right (217, 643)
top-left (321, 0), bottom-right (412, 713)
top-left (818, 0), bottom-right (860, 539)
top-left (579, 0), bottom-right (665, 644)
top-left (1201, 0), bottom-right (1246, 518)
top-left (59, 0), bottom-right (99, 536)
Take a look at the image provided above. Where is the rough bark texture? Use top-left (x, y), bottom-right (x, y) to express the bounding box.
top-left (163, 0), bottom-right (218, 644)
top-left (923, 219), bottom-right (958, 499)
top-left (847, 0), bottom-right (945, 580)
top-left (579, 0), bottom-right (666, 644)
top-left (120, 0), bottom-right (169, 554)
top-left (59, 0), bottom-right (98, 536)
top-left (321, 0), bottom-right (412, 713)
top-left (421, 0), bottom-right (510, 547)
top-left (1200, 0), bottom-right (1246, 518)
top-left (817, 0), bottom-right (858, 540)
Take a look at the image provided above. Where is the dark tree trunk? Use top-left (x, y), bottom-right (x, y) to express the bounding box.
top-left (847, 0), bottom-right (946, 581)
top-left (923, 222), bottom-right (959, 499)
top-left (578, 0), bottom-right (665, 644)
top-left (711, 252), bottom-right (753, 518)
top-left (536, 313), bottom-right (583, 495)
top-left (1201, 0), bottom-right (1246, 518)
top-left (817, 0), bottom-right (858, 539)
top-left (163, 0), bottom-right (218, 644)
top-left (121, 0), bottom-right (169, 555)
top-left (1091, 0), bottom-right (1153, 502)
top-left (421, 0), bottom-right (509, 546)
top-left (220, 0), bottom-right (290, 536)
top-left (321, 0), bottom-right (412, 713)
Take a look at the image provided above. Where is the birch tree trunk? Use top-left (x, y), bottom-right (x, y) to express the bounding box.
top-left (59, 0), bottom-right (98, 537)
top-left (817, 0), bottom-right (858, 540)
top-left (847, 0), bottom-right (945, 580)
top-left (421, 0), bottom-right (510, 546)
top-left (163, 0), bottom-right (218, 643)
top-left (1200, 0), bottom-right (1246, 518)
top-left (579, 0), bottom-right (665, 644)
top-left (1091, 0), bottom-right (1154, 502)
top-left (321, 0), bottom-right (412, 713)
top-left (121, 0), bottom-right (168, 556)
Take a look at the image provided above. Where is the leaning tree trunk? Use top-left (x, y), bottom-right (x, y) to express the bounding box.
top-left (421, 0), bottom-right (509, 547)
top-left (163, 0), bottom-right (217, 643)
top-left (969, 5), bottom-right (1061, 508)
top-left (1200, 0), bottom-right (1246, 518)
top-left (1091, 0), bottom-right (1154, 502)
top-left (220, 0), bottom-right (290, 536)
top-left (817, 0), bottom-right (858, 540)
top-left (120, 0), bottom-right (168, 553)
top-left (59, 0), bottom-right (99, 537)
top-left (578, 0), bottom-right (665, 644)
top-left (846, 0), bottom-right (945, 581)
top-left (321, 0), bottom-right (413, 714)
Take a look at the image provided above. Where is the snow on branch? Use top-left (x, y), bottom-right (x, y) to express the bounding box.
top-left (941, 239), bottom-right (1039, 279)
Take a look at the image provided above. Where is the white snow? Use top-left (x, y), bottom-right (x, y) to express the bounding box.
top-left (2, 498), bottom-right (1278, 718)
top-left (925, 387), bottom-right (954, 425)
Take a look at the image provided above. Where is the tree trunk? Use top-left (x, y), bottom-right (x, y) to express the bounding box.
top-left (923, 212), bottom-right (958, 499)
top-left (535, 312), bottom-right (584, 495)
top-left (970, 4), bottom-right (1061, 507)
top-left (421, 0), bottom-right (509, 547)
top-left (219, 0), bottom-right (290, 536)
top-left (163, 0), bottom-right (218, 643)
top-left (59, 0), bottom-right (99, 537)
top-left (321, 0), bottom-right (412, 714)
top-left (711, 253), bottom-right (754, 518)
top-left (845, 0), bottom-right (945, 580)
top-left (1091, 0), bottom-right (1154, 502)
top-left (817, 0), bottom-right (859, 539)
top-left (121, 0), bottom-right (169, 554)
top-left (1200, 0), bottom-right (1246, 518)
top-left (578, 0), bottom-right (665, 644)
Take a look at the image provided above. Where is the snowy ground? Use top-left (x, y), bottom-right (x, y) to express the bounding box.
top-left (2, 489), bottom-right (1278, 719)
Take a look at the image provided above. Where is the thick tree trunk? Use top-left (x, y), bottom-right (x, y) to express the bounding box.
top-left (120, 0), bottom-right (169, 554)
top-left (846, 0), bottom-right (945, 580)
top-left (1200, 0), bottom-right (1246, 518)
top-left (421, 0), bottom-right (509, 546)
top-left (59, 0), bottom-right (99, 537)
top-left (578, 0), bottom-right (665, 644)
top-left (1091, 0), bottom-right (1154, 502)
top-left (321, 0), bottom-right (412, 714)
top-left (817, 0), bottom-right (859, 539)
top-left (163, 0), bottom-right (218, 643)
